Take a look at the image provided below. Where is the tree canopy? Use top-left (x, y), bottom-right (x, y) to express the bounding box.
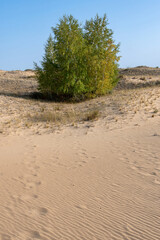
top-left (34, 14), bottom-right (120, 99)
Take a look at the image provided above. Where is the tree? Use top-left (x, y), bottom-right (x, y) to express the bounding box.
top-left (51, 15), bottom-right (87, 96)
top-left (34, 34), bottom-right (58, 96)
top-left (34, 14), bottom-right (120, 99)
top-left (84, 14), bottom-right (120, 95)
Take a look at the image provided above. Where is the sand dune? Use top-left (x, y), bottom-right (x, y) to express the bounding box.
top-left (0, 69), bottom-right (160, 239)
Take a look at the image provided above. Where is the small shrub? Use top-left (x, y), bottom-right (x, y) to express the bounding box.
top-left (140, 77), bottom-right (146, 81)
top-left (83, 110), bottom-right (100, 121)
top-left (153, 108), bottom-right (158, 114)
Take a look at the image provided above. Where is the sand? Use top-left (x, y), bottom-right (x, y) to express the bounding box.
top-left (0, 68), bottom-right (160, 239)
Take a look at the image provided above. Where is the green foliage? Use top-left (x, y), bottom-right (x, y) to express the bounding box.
top-left (34, 14), bottom-right (120, 99)
top-left (84, 14), bottom-right (120, 96)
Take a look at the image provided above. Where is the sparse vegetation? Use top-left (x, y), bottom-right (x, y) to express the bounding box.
top-left (0, 68), bottom-right (160, 134)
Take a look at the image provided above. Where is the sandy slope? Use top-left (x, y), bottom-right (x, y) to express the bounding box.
top-left (0, 116), bottom-right (160, 240)
top-left (0, 68), bottom-right (160, 239)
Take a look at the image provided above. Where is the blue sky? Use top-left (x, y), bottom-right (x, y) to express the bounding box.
top-left (0, 0), bottom-right (160, 70)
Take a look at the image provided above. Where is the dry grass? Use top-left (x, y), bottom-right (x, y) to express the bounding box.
top-left (29, 112), bottom-right (63, 123)
top-left (27, 108), bottom-right (100, 125)
top-left (82, 110), bottom-right (100, 121)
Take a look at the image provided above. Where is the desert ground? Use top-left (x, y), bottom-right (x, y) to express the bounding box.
top-left (0, 67), bottom-right (160, 240)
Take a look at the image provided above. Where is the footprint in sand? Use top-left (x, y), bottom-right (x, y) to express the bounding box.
top-left (29, 207), bottom-right (48, 218)
top-left (24, 180), bottom-right (42, 190)
top-left (30, 230), bottom-right (41, 239)
top-left (154, 179), bottom-right (160, 185)
top-left (76, 160), bottom-right (87, 167)
top-left (75, 204), bottom-right (88, 210)
top-left (73, 150), bottom-right (89, 168)
top-left (4, 206), bottom-right (15, 218)
top-left (38, 207), bottom-right (48, 216)
top-left (19, 193), bottom-right (39, 202)
top-left (79, 149), bottom-right (88, 157)
top-left (1, 234), bottom-right (12, 240)
top-left (32, 194), bottom-right (38, 199)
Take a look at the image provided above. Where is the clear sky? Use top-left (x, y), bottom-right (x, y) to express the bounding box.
top-left (0, 0), bottom-right (160, 70)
